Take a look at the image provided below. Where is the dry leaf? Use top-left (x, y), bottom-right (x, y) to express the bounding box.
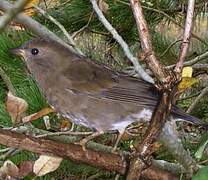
top-left (24, 0), bottom-right (40, 16)
top-left (33, 155), bottom-right (63, 176)
top-left (2, 160), bottom-right (19, 178)
top-left (18, 161), bottom-right (34, 178)
top-left (6, 91), bottom-right (28, 124)
top-left (24, 0), bottom-right (60, 16)
top-left (60, 119), bottom-right (71, 131)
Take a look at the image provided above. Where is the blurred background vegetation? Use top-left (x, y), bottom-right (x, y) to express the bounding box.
top-left (0, 0), bottom-right (208, 179)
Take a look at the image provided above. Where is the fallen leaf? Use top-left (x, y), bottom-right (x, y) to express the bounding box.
top-left (33, 155), bottom-right (63, 176)
top-left (23, 0), bottom-right (40, 16)
top-left (6, 91), bottom-right (28, 124)
top-left (2, 160), bottom-right (19, 178)
top-left (18, 161), bottom-right (34, 178)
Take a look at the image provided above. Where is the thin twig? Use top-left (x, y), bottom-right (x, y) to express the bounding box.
top-left (90, 0), bottom-right (154, 83)
top-left (175, 0), bottom-right (195, 75)
top-left (34, 6), bottom-right (83, 55)
top-left (159, 39), bottom-right (182, 58)
top-left (72, 11), bottom-right (94, 39)
top-left (0, 0), bottom-right (28, 31)
top-left (192, 64), bottom-right (208, 71)
top-left (0, 148), bottom-right (20, 160)
top-left (177, 92), bottom-right (201, 101)
top-left (0, 147), bottom-right (12, 153)
top-left (0, 0), bottom-right (80, 55)
top-left (167, 51), bottom-right (208, 69)
top-left (117, 0), bottom-right (208, 46)
top-left (36, 131), bottom-right (93, 138)
top-left (186, 86), bottom-right (208, 113)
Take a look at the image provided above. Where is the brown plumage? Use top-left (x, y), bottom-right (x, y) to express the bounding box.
top-left (10, 38), bottom-right (206, 140)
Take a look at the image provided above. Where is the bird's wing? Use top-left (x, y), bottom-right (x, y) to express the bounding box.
top-left (62, 58), bottom-right (160, 107)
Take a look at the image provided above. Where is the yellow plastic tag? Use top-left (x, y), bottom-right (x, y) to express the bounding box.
top-left (182, 66), bottom-right (193, 78)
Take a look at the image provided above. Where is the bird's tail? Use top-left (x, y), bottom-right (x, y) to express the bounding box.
top-left (172, 105), bottom-right (208, 128)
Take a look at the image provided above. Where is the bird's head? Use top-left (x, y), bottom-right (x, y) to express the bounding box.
top-left (9, 38), bottom-right (76, 74)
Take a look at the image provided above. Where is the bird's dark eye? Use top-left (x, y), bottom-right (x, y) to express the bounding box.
top-left (31, 48), bottom-right (39, 55)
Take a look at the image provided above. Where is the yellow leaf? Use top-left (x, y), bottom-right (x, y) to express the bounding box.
top-left (33, 155), bottom-right (63, 176)
top-left (178, 77), bottom-right (198, 91)
top-left (24, 0), bottom-right (40, 16)
top-left (182, 66), bottom-right (193, 78)
top-left (6, 91), bottom-right (28, 124)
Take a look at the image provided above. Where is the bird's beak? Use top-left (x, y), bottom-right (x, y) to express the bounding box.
top-left (9, 47), bottom-right (25, 57)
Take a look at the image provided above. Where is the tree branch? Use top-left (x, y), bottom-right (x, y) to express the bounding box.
top-left (0, 0), bottom-right (28, 31)
top-left (0, 128), bottom-right (180, 179)
top-left (167, 51), bottom-right (208, 69)
top-left (126, 90), bottom-right (174, 179)
top-left (90, 0), bottom-right (154, 83)
top-left (117, 0), bottom-right (207, 46)
top-left (127, 0), bottom-right (196, 178)
top-left (175, 0), bottom-right (195, 76)
top-left (34, 6), bottom-right (84, 55)
top-left (129, 0), bottom-right (173, 86)
top-left (186, 86), bottom-right (208, 113)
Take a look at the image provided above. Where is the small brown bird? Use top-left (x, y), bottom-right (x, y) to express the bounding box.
top-left (10, 38), bottom-right (207, 150)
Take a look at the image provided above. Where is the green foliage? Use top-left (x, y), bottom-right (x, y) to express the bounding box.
top-left (192, 166), bottom-right (208, 180)
top-left (0, 0), bottom-right (208, 179)
top-left (0, 31), bottom-right (47, 125)
top-left (195, 133), bottom-right (208, 160)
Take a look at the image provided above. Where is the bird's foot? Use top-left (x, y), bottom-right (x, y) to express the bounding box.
top-left (111, 130), bottom-right (125, 154)
top-left (79, 138), bottom-right (89, 152)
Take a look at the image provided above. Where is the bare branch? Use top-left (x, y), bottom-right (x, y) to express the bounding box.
top-left (90, 0), bottom-right (154, 83)
top-left (167, 51), bottom-right (208, 69)
top-left (127, 0), bottom-right (198, 178)
top-left (160, 121), bottom-right (198, 174)
top-left (0, 0), bottom-right (28, 31)
top-left (175, 0), bottom-right (195, 75)
top-left (117, 0), bottom-right (207, 46)
top-left (126, 91), bottom-right (174, 179)
top-left (0, 126), bottom-right (183, 178)
top-left (129, 0), bottom-right (172, 86)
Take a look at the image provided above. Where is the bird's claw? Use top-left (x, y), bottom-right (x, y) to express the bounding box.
top-left (79, 138), bottom-right (88, 152)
